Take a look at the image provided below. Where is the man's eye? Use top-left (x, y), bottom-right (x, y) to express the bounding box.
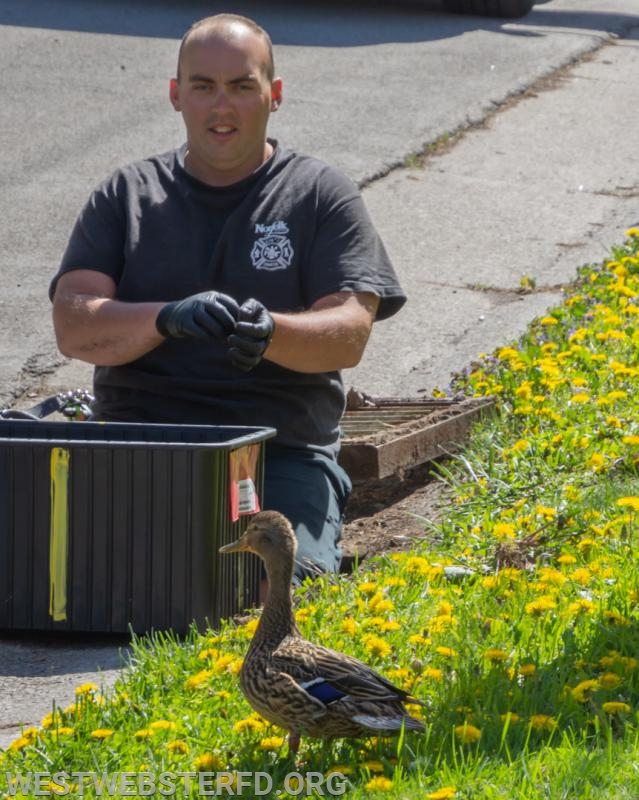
top-left (193, 84), bottom-right (211, 91)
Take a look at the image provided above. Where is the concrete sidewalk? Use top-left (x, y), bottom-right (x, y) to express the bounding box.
top-left (2, 26), bottom-right (639, 751)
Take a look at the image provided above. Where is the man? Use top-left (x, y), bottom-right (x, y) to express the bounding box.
top-left (50, 13), bottom-right (406, 584)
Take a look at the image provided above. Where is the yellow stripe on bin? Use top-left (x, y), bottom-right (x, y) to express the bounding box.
top-left (49, 447), bottom-right (70, 621)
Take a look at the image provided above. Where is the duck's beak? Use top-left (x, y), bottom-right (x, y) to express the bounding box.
top-left (219, 534), bottom-right (250, 554)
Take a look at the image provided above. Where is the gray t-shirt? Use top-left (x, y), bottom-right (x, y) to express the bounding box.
top-left (50, 142), bottom-right (406, 457)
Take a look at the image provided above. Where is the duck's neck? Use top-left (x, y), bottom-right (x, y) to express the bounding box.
top-left (252, 559), bottom-right (298, 648)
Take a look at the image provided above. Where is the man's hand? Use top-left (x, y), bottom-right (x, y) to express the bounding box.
top-left (156, 291), bottom-right (240, 340)
top-left (228, 298), bottom-right (274, 371)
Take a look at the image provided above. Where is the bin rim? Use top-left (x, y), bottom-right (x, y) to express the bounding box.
top-left (0, 420), bottom-right (277, 450)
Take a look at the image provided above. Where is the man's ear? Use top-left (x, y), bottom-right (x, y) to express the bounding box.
top-left (169, 78), bottom-right (181, 112)
top-left (270, 78), bottom-right (283, 112)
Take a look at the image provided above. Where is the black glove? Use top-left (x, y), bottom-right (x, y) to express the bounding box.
top-left (228, 298), bottom-right (274, 372)
top-left (156, 291), bottom-right (240, 340)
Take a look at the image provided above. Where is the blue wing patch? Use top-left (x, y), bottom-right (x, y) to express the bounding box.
top-left (301, 678), bottom-right (346, 705)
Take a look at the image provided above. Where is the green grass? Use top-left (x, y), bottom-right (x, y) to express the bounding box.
top-left (2, 227), bottom-right (639, 798)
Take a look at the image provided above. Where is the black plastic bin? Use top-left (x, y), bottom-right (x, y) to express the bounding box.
top-left (0, 420), bottom-right (275, 635)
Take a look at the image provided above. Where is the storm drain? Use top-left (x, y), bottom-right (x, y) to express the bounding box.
top-left (338, 395), bottom-right (494, 482)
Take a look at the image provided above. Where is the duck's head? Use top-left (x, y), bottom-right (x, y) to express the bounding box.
top-left (219, 510), bottom-right (297, 563)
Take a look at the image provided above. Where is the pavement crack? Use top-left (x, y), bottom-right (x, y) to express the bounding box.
top-left (359, 36), bottom-right (616, 190)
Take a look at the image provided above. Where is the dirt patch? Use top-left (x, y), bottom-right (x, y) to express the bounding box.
top-left (339, 463), bottom-right (452, 570)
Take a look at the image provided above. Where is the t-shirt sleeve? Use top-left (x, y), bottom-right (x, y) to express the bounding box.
top-left (303, 167), bottom-right (406, 321)
top-left (49, 174), bottom-right (126, 301)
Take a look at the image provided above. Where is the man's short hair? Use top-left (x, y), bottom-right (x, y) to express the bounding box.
top-left (177, 14), bottom-right (275, 82)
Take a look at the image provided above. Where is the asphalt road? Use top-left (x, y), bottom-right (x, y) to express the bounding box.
top-left (1, 0), bottom-right (639, 750)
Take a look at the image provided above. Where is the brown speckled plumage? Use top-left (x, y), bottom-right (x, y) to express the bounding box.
top-left (220, 510), bottom-right (425, 753)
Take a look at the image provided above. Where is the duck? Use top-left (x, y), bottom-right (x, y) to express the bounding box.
top-left (219, 510), bottom-right (425, 754)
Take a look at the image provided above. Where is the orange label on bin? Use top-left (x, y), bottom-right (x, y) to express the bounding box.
top-left (229, 444), bottom-right (261, 522)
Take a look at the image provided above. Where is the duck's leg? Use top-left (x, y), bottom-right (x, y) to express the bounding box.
top-left (288, 731), bottom-right (301, 756)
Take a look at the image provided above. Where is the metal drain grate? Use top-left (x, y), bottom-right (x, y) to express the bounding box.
top-left (339, 396), bottom-right (494, 482)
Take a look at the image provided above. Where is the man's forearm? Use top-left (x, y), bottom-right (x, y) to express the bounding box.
top-left (265, 305), bottom-right (374, 373)
top-left (53, 293), bottom-right (165, 366)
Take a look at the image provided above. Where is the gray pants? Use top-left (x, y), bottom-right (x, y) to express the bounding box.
top-left (263, 446), bottom-right (352, 584)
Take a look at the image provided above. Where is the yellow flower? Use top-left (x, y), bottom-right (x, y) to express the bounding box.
top-left (75, 682), bottom-right (99, 697)
top-left (483, 648), bottom-right (509, 664)
top-left (602, 702), bottom-right (631, 715)
top-left (622, 435), bottom-right (639, 446)
top-left (369, 593), bottom-right (395, 614)
top-left (362, 634), bottom-right (392, 659)
top-left (529, 714), bottom-right (557, 732)
top-left (617, 496), bottom-right (639, 511)
top-left (518, 664), bottom-right (537, 677)
top-left (571, 679), bottom-right (600, 703)
top-left (427, 788), bottom-right (457, 799)
top-left (454, 724), bottom-right (481, 743)
top-left (8, 735), bottom-right (30, 752)
top-left (149, 720), bottom-right (177, 732)
top-left (493, 522), bottom-right (516, 539)
top-left (233, 713), bottom-right (267, 735)
top-left (259, 735), bottom-right (285, 751)
top-left (604, 610), bottom-right (630, 626)
top-left (90, 728), bottom-right (113, 739)
top-left (134, 729), bottom-right (153, 739)
top-left (570, 568), bottom-right (592, 586)
top-left (184, 669), bottom-right (213, 690)
top-left (557, 554), bottom-right (577, 566)
top-left (599, 672), bottom-right (622, 689)
top-left (365, 777), bottom-right (393, 792)
top-left (52, 726), bottom-right (74, 737)
top-left (525, 596), bottom-right (557, 616)
top-left (342, 617), bottom-right (358, 636)
top-left (357, 581), bottom-right (378, 596)
top-left (540, 316), bottom-right (559, 326)
top-left (500, 712), bottom-right (520, 724)
top-left (194, 753), bottom-right (226, 771)
top-left (571, 392), bottom-right (590, 404)
top-left (435, 646), bottom-right (458, 658)
top-left (535, 505), bottom-right (557, 519)
top-left (362, 760), bottom-right (385, 773)
top-left (425, 667), bottom-right (444, 681)
top-left (167, 740), bottom-right (189, 754)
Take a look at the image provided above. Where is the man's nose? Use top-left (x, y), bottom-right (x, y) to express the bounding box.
top-left (211, 89), bottom-right (232, 109)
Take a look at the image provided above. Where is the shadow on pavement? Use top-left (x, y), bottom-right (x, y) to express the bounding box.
top-left (0, 0), bottom-right (637, 47)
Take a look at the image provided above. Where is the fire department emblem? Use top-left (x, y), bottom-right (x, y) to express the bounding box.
top-left (250, 221), bottom-right (294, 271)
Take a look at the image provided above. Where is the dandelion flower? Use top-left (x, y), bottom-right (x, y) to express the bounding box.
top-left (454, 724), bottom-right (481, 744)
top-left (362, 634), bottom-right (392, 659)
top-left (484, 648), bottom-right (509, 664)
top-left (184, 669), bottom-right (213, 690)
top-left (435, 646), bottom-right (458, 658)
top-left (529, 714), bottom-right (557, 732)
top-left (259, 735), bottom-right (285, 751)
top-left (602, 702), bottom-right (631, 715)
top-left (427, 788), bottom-right (457, 799)
top-left (617, 496), bottom-right (639, 511)
top-left (167, 740), bottom-right (189, 754)
top-left (525, 596), bottom-right (557, 616)
top-left (365, 776), bottom-right (393, 792)
top-left (75, 682), bottom-right (99, 697)
top-left (194, 753), bottom-right (226, 772)
top-left (571, 679), bottom-right (600, 703)
top-left (90, 729), bottom-right (113, 740)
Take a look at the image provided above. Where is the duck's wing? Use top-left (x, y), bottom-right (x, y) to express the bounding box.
top-left (271, 635), bottom-right (423, 706)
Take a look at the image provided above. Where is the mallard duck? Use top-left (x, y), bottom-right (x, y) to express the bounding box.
top-left (219, 510), bottom-right (425, 754)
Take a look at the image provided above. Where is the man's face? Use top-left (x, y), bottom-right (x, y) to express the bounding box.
top-left (170, 28), bottom-right (282, 186)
